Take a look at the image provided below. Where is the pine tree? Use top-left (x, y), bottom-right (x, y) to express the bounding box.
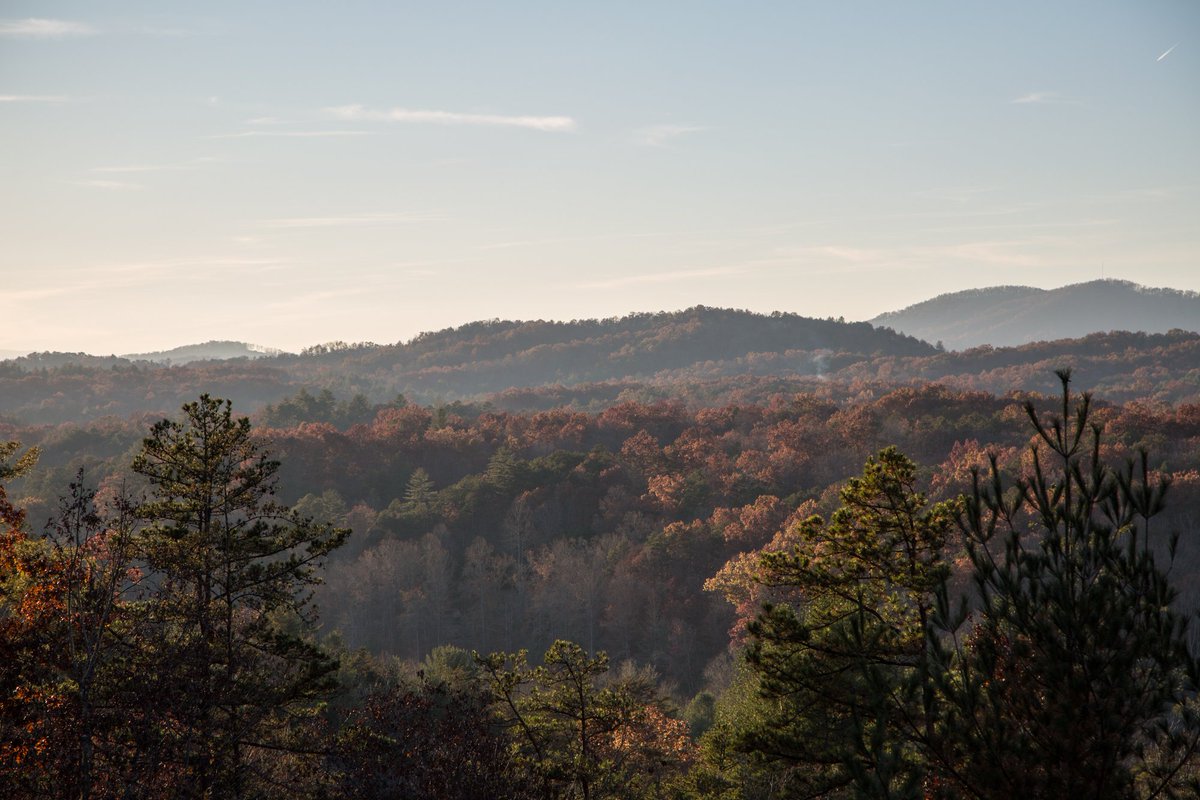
top-left (476, 640), bottom-right (671, 800)
top-left (486, 447), bottom-right (522, 493)
top-left (743, 447), bottom-right (958, 798)
top-left (131, 395), bottom-right (348, 798)
top-left (403, 467), bottom-right (436, 512)
top-left (925, 371), bottom-right (1200, 799)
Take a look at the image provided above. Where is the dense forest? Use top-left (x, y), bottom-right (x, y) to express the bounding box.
top-left (3, 352), bottom-right (1200, 797)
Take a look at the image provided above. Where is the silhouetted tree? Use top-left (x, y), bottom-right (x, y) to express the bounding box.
top-left (132, 395), bottom-right (348, 798)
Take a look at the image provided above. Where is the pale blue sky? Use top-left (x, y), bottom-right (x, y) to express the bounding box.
top-left (2, 1), bottom-right (1196, 354)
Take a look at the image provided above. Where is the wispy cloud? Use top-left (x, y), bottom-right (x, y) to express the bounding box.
top-left (1012, 91), bottom-right (1076, 105)
top-left (70, 179), bottom-right (144, 190)
top-left (103, 256), bottom-right (287, 276)
top-left (326, 104), bottom-right (577, 132)
top-left (1157, 43), bottom-right (1178, 62)
top-left (259, 212), bottom-right (445, 229)
top-left (480, 230), bottom-right (677, 251)
top-left (1, 257), bottom-right (289, 306)
top-left (911, 186), bottom-right (996, 204)
top-left (576, 266), bottom-right (741, 290)
top-left (132, 24), bottom-right (195, 38)
top-left (775, 235), bottom-right (1089, 271)
top-left (90, 165), bottom-right (191, 174)
top-left (0, 286), bottom-right (80, 302)
top-left (0, 18), bottom-right (96, 38)
top-left (1085, 186), bottom-right (1185, 204)
top-left (264, 288), bottom-right (372, 312)
top-left (0, 94), bottom-right (71, 103)
top-left (635, 124), bottom-right (705, 146)
top-left (90, 156), bottom-right (222, 173)
top-left (211, 129), bottom-right (372, 139)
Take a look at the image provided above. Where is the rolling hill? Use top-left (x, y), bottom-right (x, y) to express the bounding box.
top-left (2, 304), bottom-right (1198, 425)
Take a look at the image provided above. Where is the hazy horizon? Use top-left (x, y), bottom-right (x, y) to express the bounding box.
top-left (3, 1), bottom-right (1197, 354)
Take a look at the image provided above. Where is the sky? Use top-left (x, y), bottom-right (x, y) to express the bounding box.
top-left (1, 1), bottom-right (1197, 355)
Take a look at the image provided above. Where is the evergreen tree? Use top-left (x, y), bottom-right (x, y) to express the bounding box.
top-left (403, 467), bottom-right (436, 512)
top-left (486, 447), bottom-right (522, 493)
top-left (925, 371), bottom-right (1200, 799)
top-left (742, 447), bottom-right (958, 798)
top-left (131, 395), bottom-right (348, 798)
top-left (476, 640), bottom-right (682, 800)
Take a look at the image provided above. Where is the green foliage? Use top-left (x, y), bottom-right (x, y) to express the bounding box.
top-left (261, 388), bottom-right (380, 429)
top-left (925, 371), bottom-right (1200, 799)
top-left (486, 447), bottom-right (524, 493)
top-left (683, 691), bottom-right (717, 740)
top-left (477, 640), bottom-right (689, 800)
top-left (420, 644), bottom-right (479, 690)
top-left (0, 440), bottom-right (40, 482)
top-left (131, 394), bottom-right (349, 797)
top-left (403, 467), bottom-right (436, 511)
top-left (687, 660), bottom-right (784, 800)
top-left (742, 447), bottom-right (957, 797)
top-left (293, 488), bottom-right (348, 526)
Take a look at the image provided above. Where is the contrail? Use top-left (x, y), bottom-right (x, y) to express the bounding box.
top-left (1157, 43), bottom-right (1178, 62)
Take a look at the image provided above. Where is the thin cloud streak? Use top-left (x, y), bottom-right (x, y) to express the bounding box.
top-left (576, 267), bottom-right (742, 290)
top-left (94, 257), bottom-right (289, 279)
top-left (212, 130), bottom-right (372, 139)
top-left (327, 104), bottom-right (577, 132)
top-left (0, 18), bottom-right (96, 37)
top-left (635, 124), bottom-right (706, 146)
top-left (911, 186), bottom-right (997, 204)
top-left (1012, 91), bottom-right (1076, 105)
top-left (774, 235), bottom-right (1095, 272)
top-left (91, 162), bottom-right (203, 173)
top-left (480, 231), bottom-right (678, 250)
top-left (0, 94), bottom-right (70, 103)
top-left (1157, 43), bottom-right (1178, 61)
top-left (264, 288), bottom-right (373, 312)
top-left (259, 213), bottom-right (445, 229)
top-left (70, 179), bottom-right (144, 190)
top-left (0, 286), bottom-right (79, 302)
top-left (2, 257), bottom-right (290, 304)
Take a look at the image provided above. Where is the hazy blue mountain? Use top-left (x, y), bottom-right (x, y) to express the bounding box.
top-left (870, 280), bottom-right (1200, 350)
top-left (121, 340), bottom-right (287, 364)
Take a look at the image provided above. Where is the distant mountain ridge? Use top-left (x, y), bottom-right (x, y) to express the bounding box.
top-left (870, 280), bottom-right (1200, 350)
top-left (275, 306), bottom-right (937, 396)
top-left (121, 340), bottom-right (286, 364)
top-left (0, 307), bottom-right (939, 422)
top-left (2, 340), bottom-right (286, 370)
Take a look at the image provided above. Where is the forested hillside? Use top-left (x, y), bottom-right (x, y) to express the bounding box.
top-left (4, 307), bottom-right (1200, 424)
